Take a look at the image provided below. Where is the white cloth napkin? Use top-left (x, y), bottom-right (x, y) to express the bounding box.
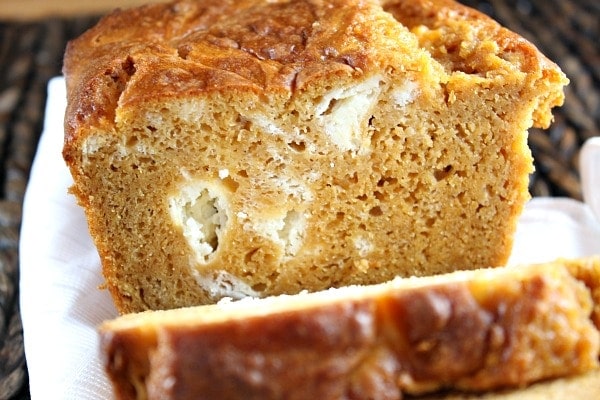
top-left (19, 77), bottom-right (600, 399)
top-left (20, 78), bottom-right (117, 399)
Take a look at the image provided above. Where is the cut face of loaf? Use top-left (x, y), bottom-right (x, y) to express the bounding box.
top-left (99, 257), bottom-right (600, 400)
top-left (62, 0), bottom-right (568, 312)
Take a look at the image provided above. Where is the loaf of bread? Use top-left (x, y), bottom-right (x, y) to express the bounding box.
top-left (63, 0), bottom-right (567, 313)
top-left (99, 257), bottom-right (600, 400)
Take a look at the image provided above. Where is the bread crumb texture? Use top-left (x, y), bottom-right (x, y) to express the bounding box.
top-left (63, 0), bottom-right (568, 313)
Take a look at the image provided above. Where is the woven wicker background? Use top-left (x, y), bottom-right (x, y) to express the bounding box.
top-left (0, 0), bottom-right (598, 398)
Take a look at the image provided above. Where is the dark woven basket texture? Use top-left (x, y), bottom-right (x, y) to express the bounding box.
top-left (0, 0), bottom-right (598, 398)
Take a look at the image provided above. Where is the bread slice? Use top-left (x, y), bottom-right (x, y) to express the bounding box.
top-left (99, 257), bottom-right (600, 400)
top-left (62, 0), bottom-right (567, 313)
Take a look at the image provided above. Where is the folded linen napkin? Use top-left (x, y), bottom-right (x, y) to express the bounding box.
top-left (19, 77), bottom-right (600, 399)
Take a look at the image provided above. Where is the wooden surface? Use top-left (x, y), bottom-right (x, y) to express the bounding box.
top-left (0, 0), bottom-right (162, 20)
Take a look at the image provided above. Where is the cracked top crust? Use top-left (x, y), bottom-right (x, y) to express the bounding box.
top-left (63, 0), bottom-right (389, 149)
top-left (62, 0), bottom-right (565, 153)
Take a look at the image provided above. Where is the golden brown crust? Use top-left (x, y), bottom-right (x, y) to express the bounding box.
top-left (99, 258), bottom-right (600, 400)
top-left (381, 0), bottom-right (567, 129)
top-left (63, 0), bottom-right (379, 152)
top-left (63, 0), bottom-right (566, 147)
top-left (63, 0), bottom-right (567, 313)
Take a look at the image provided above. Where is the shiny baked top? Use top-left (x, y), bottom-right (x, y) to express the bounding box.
top-left (62, 0), bottom-right (565, 148)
